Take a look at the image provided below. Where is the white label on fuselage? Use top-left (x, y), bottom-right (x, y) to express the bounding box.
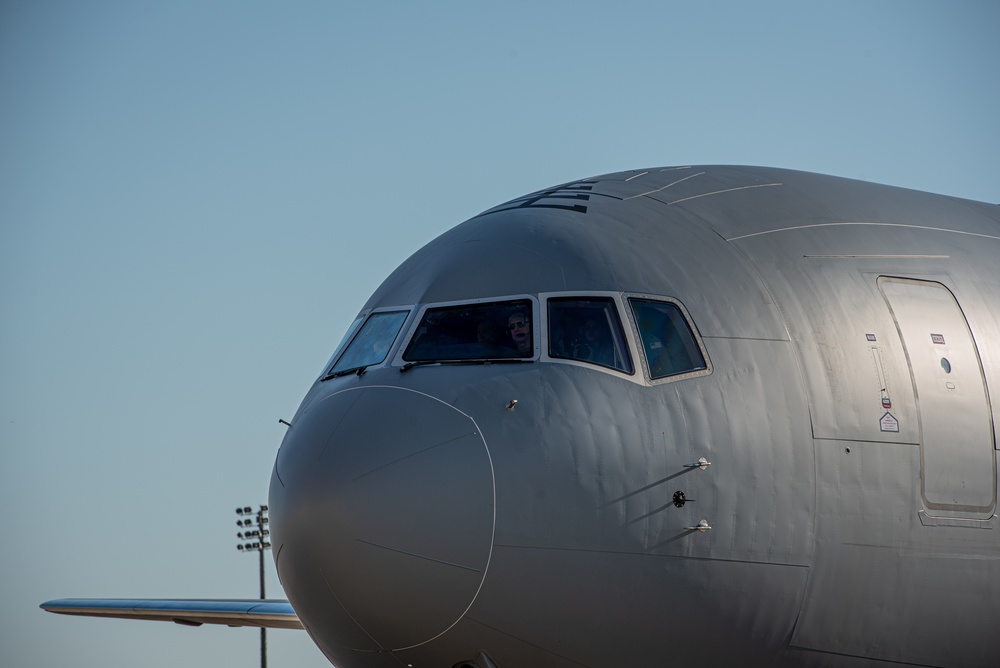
top-left (880, 412), bottom-right (900, 432)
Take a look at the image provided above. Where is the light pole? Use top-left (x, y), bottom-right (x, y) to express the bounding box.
top-left (236, 505), bottom-right (270, 668)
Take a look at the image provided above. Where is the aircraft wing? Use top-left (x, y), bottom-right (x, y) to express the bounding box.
top-left (40, 598), bottom-right (303, 629)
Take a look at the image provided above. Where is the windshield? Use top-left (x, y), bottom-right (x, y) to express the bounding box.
top-left (319, 316), bottom-right (364, 376)
top-left (326, 310), bottom-right (409, 375)
top-left (403, 299), bottom-right (534, 361)
top-left (548, 297), bottom-right (633, 373)
top-left (629, 299), bottom-right (706, 379)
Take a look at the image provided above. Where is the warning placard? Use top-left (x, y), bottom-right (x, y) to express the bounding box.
top-left (880, 412), bottom-right (899, 432)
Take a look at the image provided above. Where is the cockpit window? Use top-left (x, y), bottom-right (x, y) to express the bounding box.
top-left (325, 310), bottom-right (409, 377)
top-left (320, 315), bottom-right (364, 376)
top-left (629, 299), bottom-right (707, 379)
top-left (403, 299), bottom-right (533, 361)
top-left (548, 297), bottom-right (633, 373)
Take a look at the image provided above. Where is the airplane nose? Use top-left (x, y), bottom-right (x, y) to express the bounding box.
top-left (270, 386), bottom-right (495, 655)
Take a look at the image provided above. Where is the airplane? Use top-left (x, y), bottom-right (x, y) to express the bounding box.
top-left (43, 165), bottom-right (1000, 667)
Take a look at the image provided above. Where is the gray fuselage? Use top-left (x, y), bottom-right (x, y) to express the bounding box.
top-left (269, 166), bottom-right (1000, 668)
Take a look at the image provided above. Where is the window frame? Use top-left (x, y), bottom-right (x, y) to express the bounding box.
top-left (541, 292), bottom-right (637, 377)
top-left (321, 306), bottom-right (415, 379)
top-left (392, 294), bottom-right (540, 365)
top-left (623, 293), bottom-right (712, 384)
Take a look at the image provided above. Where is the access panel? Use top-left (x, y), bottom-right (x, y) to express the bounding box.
top-left (879, 277), bottom-right (996, 515)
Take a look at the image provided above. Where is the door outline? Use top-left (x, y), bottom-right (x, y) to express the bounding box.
top-left (878, 276), bottom-right (996, 517)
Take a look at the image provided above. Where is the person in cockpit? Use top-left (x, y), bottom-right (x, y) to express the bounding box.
top-left (507, 312), bottom-right (532, 356)
top-left (577, 317), bottom-right (614, 367)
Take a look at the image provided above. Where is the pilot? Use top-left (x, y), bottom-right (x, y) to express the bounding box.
top-left (507, 312), bottom-right (532, 355)
top-left (579, 317), bottom-right (614, 367)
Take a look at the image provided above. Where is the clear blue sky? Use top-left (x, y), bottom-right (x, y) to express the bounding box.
top-left (2, 2), bottom-right (997, 666)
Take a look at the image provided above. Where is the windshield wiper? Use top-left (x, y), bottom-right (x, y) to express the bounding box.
top-left (321, 365), bottom-right (368, 381)
top-left (400, 358), bottom-right (534, 373)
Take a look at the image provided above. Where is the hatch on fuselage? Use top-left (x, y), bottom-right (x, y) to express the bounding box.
top-left (879, 277), bottom-right (997, 517)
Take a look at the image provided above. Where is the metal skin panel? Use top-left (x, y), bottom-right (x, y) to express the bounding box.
top-left (790, 439), bottom-right (999, 668)
top-left (730, 224), bottom-right (1000, 455)
top-left (466, 547), bottom-right (810, 667)
top-left (362, 181), bottom-right (789, 341)
top-left (270, 385), bottom-right (494, 661)
top-left (880, 278), bottom-right (996, 514)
